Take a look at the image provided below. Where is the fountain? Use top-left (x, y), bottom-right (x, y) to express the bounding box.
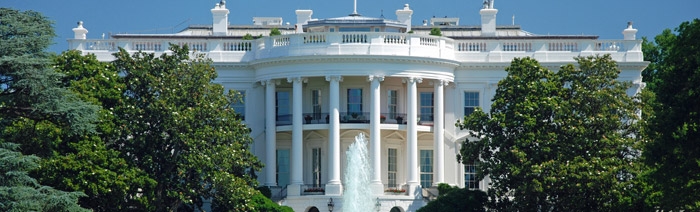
top-left (342, 133), bottom-right (375, 211)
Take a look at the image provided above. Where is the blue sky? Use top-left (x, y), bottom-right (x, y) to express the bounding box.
top-left (3, 0), bottom-right (698, 53)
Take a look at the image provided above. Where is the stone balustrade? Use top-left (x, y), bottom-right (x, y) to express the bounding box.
top-left (68, 32), bottom-right (643, 63)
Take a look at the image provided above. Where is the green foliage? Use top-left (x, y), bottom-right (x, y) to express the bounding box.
top-left (3, 50), bottom-right (155, 212)
top-left (242, 33), bottom-right (254, 40)
top-left (457, 55), bottom-right (645, 211)
top-left (643, 19), bottom-right (700, 210)
top-left (256, 186), bottom-right (272, 199)
top-left (0, 142), bottom-right (89, 212)
top-left (436, 183), bottom-right (456, 197)
top-left (429, 27), bottom-right (442, 36)
top-left (269, 28), bottom-right (282, 36)
top-left (418, 184), bottom-right (486, 212)
top-left (407, 30), bottom-right (414, 34)
top-left (111, 44), bottom-right (263, 211)
top-left (0, 8), bottom-right (98, 135)
top-left (245, 192), bottom-right (293, 212)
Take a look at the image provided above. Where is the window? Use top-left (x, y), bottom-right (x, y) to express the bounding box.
top-left (464, 92), bottom-right (479, 117)
top-left (388, 90), bottom-right (398, 119)
top-left (312, 148), bottom-right (322, 187)
top-left (339, 27), bottom-right (371, 32)
top-left (465, 163), bottom-right (479, 189)
top-left (388, 148), bottom-right (397, 187)
top-left (420, 150), bottom-right (433, 188)
top-left (231, 90), bottom-right (246, 120)
top-left (347, 88), bottom-right (363, 115)
top-left (276, 149), bottom-right (290, 187)
top-left (312, 90), bottom-right (322, 120)
top-left (420, 92), bottom-right (434, 121)
top-left (464, 163), bottom-right (478, 189)
top-left (276, 91), bottom-right (290, 123)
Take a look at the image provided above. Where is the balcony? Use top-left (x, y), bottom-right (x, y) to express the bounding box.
top-left (68, 32), bottom-right (644, 63)
top-left (301, 184), bottom-right (326, 196)
top-left (276, 112), bottom-right (436, 127)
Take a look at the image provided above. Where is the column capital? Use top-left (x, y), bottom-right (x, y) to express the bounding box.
top-left (368, 75), bottom-right (385, 82)
top-left (287, 77), bottom-right (308, 84)
top-left (260, 79), bottom-right (280, 86)
top-left (402, 77), bottom-right (423, 84)
top-left (430, 79), bottom-right (450, 86)
top-left (325, 75), bottom-right (343, 82)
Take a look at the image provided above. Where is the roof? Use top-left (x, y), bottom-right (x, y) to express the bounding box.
top-left (305, 15), bottom-right (406, 28)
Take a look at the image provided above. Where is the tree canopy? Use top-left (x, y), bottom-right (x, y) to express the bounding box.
top-left (0, 8), bottom-right (98, 212)
top-left (417, 183), bottom-right (486, 212)
top-left (642, 19), bottom-right (700, 210)
top-left (457, 55), bottom-right (644, 211)
top-left (110, 45), bottom-right (263, 211)
top-left (0, 8), bottom-right (98, 135)
top-left (0, 143), bottom-right (89, 212)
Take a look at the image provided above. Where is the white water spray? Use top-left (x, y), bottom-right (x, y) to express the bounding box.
top-left (343, 133), bottom-right (375, 211)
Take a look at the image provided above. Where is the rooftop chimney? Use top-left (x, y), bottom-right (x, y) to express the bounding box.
top-left (295, 10), bottom-right (313, 33)
top-left (480, 0), bottom-right (497, 36)
top-left (72, 21), bottom-right (88, 39)
top-left (396, 4), bottom-right (413, 32)
top-left (622, 22), bottom-right (638, 40)
top-left (211, 0), bottom-right (229, 36)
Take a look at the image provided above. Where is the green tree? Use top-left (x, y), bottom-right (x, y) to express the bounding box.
top-left (242, 33), bottom-right (254, 40)
top-left (111, 44), bottom-right (263, 211)
top-left (269, 27), bottom-right (281, 36)
top-left (0, 142), bottom-right (88, 212)
top-left (643, 19), bottom-right (700, 210)
top-left (35, 50), bottom-right (154, 211)
top-left (429, 27), bottom-right (442, 36)
top-left (0, 8), bottom-right (100, 211)
top-left (0, 8), bottom-right (98, 135)
top-left (457, 55), bottom-right (644, 211)
top-left (417, 183), bottom-right (486, 212)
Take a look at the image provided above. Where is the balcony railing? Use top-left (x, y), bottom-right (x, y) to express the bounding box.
top-left (69, 32), bottom-right (455, 62)
top-left (69, 32), bottom-right (643, 63)
top-left (301, 184), bottom-right (326, 196)
top-left (384, 184), bottom-right (408, 196)
top-left (276, 112), bottom-right (435, 126)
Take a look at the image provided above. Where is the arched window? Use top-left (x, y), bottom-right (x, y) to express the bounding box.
top-left (390, 206), bottom-right (403, 212)
top-left (308, 206), bottom-right (320, 212)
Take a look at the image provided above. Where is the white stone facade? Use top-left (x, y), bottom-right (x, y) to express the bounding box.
top-left (69, 2), bottom-right (646, 212)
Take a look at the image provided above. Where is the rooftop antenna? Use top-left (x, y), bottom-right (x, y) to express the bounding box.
top-left (350, 0), bottom-right (361, 16)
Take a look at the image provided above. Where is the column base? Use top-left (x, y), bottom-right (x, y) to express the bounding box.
top-left (325, 183), bottom-right (343, 196)
top-left (287, 184), bottom-right (302, 196)
top-left (371, 182), bottom-right (384, 195)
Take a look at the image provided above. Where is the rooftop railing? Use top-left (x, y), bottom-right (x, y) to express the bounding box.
top-left (69, 32), bottom-right (643, 63)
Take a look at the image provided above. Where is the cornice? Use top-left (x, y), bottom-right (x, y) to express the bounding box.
top-left (212, 62), bottom-right (253, 69)
top-left (458, 61), bottom-right (649, 70)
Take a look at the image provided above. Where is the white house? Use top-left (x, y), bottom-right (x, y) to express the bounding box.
top-left (68, 1), bottom-right (646, 211)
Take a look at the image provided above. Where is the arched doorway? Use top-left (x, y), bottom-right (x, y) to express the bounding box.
top-left (390, 206), bottom-right (403, 212)
top-left (307, 206), bottom-right (320, 212)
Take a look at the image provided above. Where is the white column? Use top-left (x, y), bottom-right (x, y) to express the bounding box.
top-left (369, 75), bottom-right (384, 194)
top-left (325, 76), bottom-right (343, 195)
top-left (405, 77), bottom-right (422, 197)
top-left (288, 77), bottom-right (306, 196)
top-left (263, 80), bottom-right (277, 187)
top-left (433, 79), bottom-right (448, 187)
